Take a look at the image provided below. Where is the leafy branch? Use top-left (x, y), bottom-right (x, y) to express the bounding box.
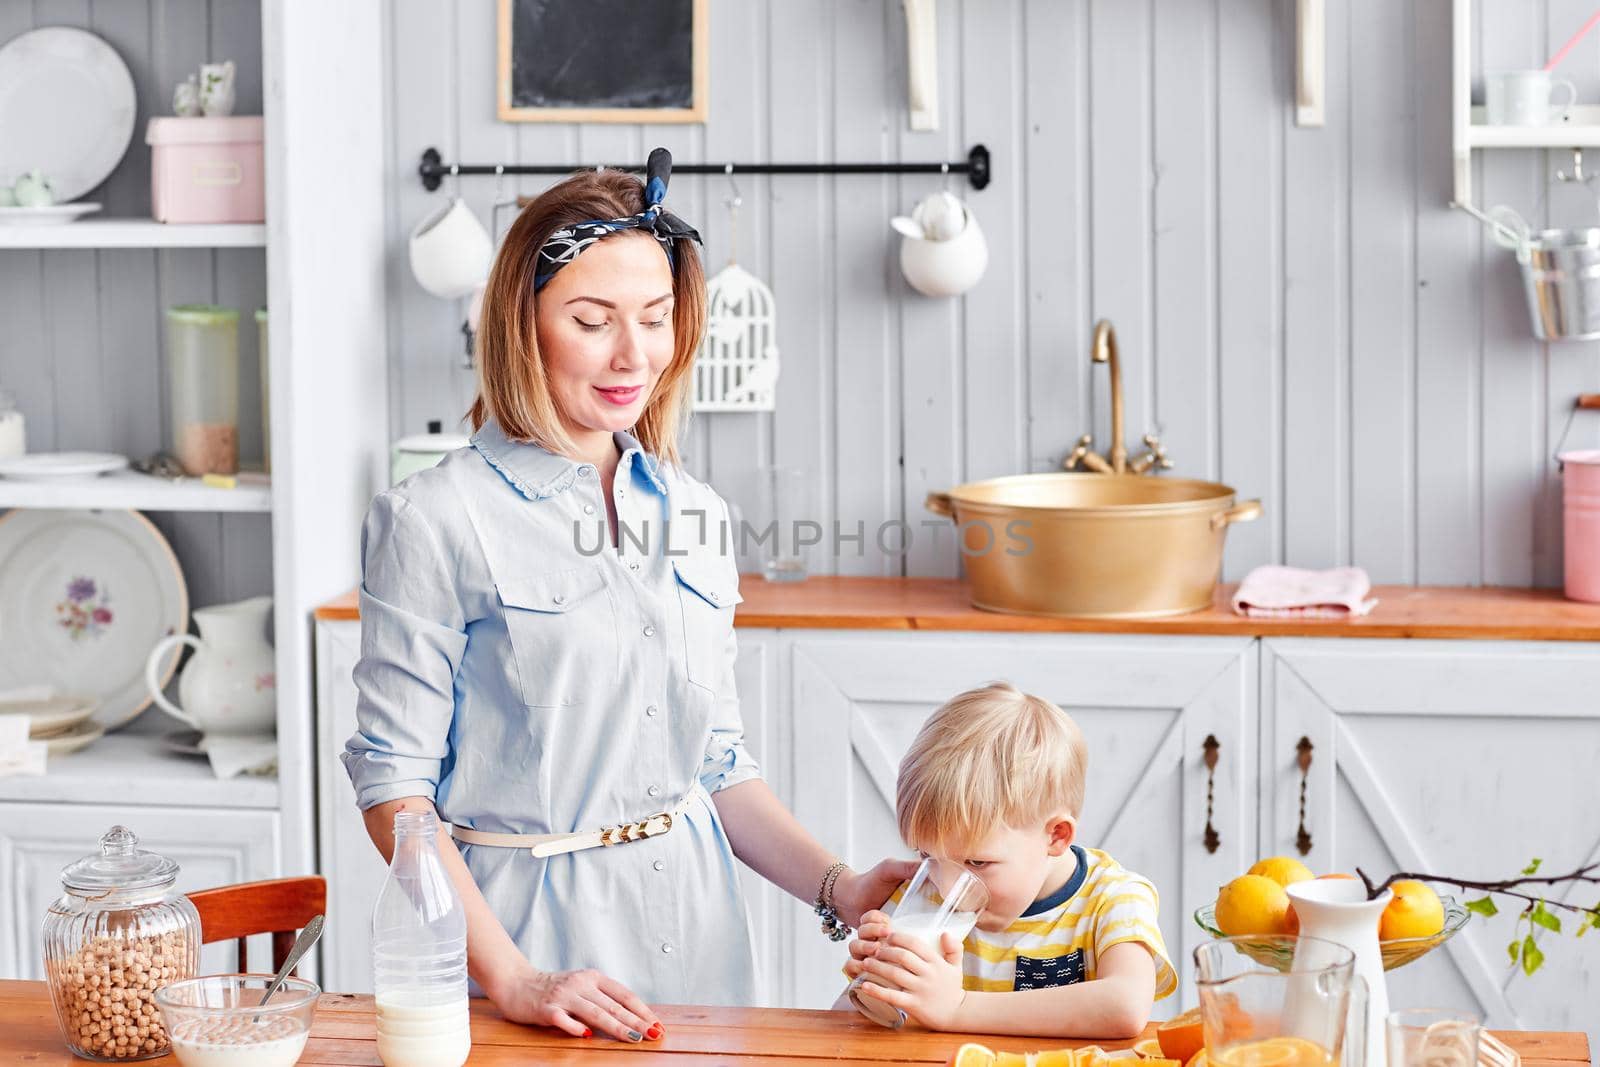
top-left (1355, 858), bottom-right (1600, 977)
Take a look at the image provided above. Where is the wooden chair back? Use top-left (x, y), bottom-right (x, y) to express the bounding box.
top-left (186, 876), bottom-right (326, 975)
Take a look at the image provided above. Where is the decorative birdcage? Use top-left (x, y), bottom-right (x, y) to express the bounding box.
top-left (694, 261), bottom-right (779, 411)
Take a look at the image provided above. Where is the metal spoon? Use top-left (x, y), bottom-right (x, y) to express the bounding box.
top-left (254, 913), bottom-right (324, 1019)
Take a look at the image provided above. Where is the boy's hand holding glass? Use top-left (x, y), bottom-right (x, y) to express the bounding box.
top-left (848, 923), bottom-right (968, 1030)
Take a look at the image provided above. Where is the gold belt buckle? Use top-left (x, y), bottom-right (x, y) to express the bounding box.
top-left (598, 810), bottom-right (674, 847)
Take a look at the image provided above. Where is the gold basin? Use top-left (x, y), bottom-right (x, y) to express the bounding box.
top-left (927, 473), bottom-right (1262, 619)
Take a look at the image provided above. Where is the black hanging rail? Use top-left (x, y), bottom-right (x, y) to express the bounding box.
top-left (417, 144), bottom-right (991, 192)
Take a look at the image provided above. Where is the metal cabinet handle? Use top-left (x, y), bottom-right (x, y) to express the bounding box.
top-left (1295, 736), bottom-right (1314, 855)
top-left (1202, 734), bottom-right (1221, 854)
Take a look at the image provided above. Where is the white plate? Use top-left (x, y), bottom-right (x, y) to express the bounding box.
top-left (0, 451), bottom-right (128, 479)
top-left (43, 720), bottom-right (105, 756)
top-left (0, 28), bottom-right (134, 201)
top-left (0, 695), bottom-right (97, 736)
top-left (0, 510), bottom-right (188, 731)
top-left (0, 203), bottom-right (101, 225)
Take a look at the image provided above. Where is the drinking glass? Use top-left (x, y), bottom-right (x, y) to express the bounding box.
top-left (756, 464), bottom-right (814, 582)
top-left (846, 856), bottom-right (989, 1029)
top-left (1386, 1010), bottom-right (1480, 1067)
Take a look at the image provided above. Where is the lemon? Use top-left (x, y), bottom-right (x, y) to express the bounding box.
top-left (1379, 880), bottom-right (1444, 940)
top-left (1215, 874), bottom-right (1292, 936)
top-left (1247, 856), bottom-right (1314, 888)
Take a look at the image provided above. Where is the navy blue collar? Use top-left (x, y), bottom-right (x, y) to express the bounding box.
top-left (1022, 845), bottom-right (1089, 917)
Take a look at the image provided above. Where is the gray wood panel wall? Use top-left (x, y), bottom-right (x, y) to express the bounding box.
top-left (0, 0), bottom-right (271, 611)
top-left (320, 1), bottom-right (1600, 585)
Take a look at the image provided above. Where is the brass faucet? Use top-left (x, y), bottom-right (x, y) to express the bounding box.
top-left (1062, 319), bottom-right (1173, 476)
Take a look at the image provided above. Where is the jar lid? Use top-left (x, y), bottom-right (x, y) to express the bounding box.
top-left (167, 304), bottom-right (239, 326)
top-left (60, 826), bottom-right (180, 894)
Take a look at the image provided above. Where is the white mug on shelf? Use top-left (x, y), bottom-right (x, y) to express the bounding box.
top-left (1485, 69), bottom-right (1577, 126)
top-left (409, 197), bottom-right (494, 299)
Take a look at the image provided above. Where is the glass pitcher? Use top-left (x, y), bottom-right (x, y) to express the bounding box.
top-left (1194, 935), bottom-right (1369, 1067)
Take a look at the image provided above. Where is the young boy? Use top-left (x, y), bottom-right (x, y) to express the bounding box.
top-left (839, 682), bottom-right (1177, 1038)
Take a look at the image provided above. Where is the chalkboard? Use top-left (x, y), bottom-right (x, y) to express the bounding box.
top-left (497, 0), bottom-right (707, 123)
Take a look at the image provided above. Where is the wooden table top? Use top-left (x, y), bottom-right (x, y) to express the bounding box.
top-left (315, 577), bottom-right (1600, 642)
top-left (2, 980), bottom-right (1590, 1066)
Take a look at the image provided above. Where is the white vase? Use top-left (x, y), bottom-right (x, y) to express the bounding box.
top-left (1288, 879), bottom-right (1393, 1067)
top-left (143, 595), bottom-right (276, 736)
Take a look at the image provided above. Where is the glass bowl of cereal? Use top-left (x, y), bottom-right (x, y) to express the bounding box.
top-left (154, 974), bottom-right (319, 1067)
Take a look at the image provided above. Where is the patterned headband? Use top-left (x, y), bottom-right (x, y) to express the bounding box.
top-left (533, 147), bottom-right (703, 291)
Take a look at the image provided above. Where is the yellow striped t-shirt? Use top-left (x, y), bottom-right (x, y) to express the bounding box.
top-left (906, 845), bottom-right (1178, 998)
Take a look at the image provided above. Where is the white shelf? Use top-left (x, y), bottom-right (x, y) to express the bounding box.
top-left (0, 219), bottom-right (266, 250)
top-left (0, 728), bottom-right (279, 809)
top-left (0, 469), bottom-right (271, 512)
top-left (1466, 106), bottom-right (1600, 148)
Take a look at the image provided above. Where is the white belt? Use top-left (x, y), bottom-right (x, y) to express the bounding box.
top-left (450, 795), bottom-right (693, 859)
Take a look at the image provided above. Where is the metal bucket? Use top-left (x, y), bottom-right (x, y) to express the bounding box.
top-left (1520, 228), bottom-right (1600, 341)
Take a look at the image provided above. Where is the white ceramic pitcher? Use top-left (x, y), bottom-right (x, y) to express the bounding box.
top-left (1288, 879), bottom-right (1393, 1067)
top-left (143, 596), bottom-right (276, 735)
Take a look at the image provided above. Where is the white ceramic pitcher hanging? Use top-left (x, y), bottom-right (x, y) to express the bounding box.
top-left (1287, 879), bottom-right (1392, 1067)
top-left (142, 595), bottom-right (276, 736)
top-left (693, 170), bottom-right (779, 412)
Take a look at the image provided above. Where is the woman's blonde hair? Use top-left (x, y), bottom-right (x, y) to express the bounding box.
top-left (897, 682), bottom-right (1088, 855)
top-left (467, 169), bottom-right (706, 467)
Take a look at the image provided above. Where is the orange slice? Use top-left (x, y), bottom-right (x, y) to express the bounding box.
top-left (1135, 1040), bottom-right (1166, 1059)
top-left (1157, 1006), bottom-right (1206, 1065)
top-left (950, 1043), bottom-right (998, 1067)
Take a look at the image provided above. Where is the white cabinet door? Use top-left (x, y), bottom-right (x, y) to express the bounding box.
top-left (786, 631), bottom-right (1258, 1013)
top-left (1263, 638), bottom-right (1600, 1046)
top-left (0, 803), bottom-right (280, 980)
top-left (315, 620), bottom-right (784, 1000)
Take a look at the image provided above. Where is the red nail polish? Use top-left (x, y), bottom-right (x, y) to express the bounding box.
top-left (582, 1029), bottom-right (593, 1039)
top-left (647, 1023), bottom-right (664, 1040)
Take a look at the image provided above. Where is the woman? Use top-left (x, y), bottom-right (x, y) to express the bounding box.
top-left (343, 150), bottom-right (913, 1043)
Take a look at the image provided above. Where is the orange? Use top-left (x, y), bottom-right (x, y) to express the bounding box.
top-left (1134, 1040), bottom-right (1165, 1059)
top-left (1247, 857), bottom-right (1314, 888)
top-left (950, 1043), bottom-right (997, 1067)
top-left (1157, 1006), bottom-right (1207, 1064)
top-left (1379, 880), bottom-right (1444, 940)
top-left (1187, 1050), bottom-right (1210, 1067)
top-left (1215, 875), bottom-right (1292, 936)
top-left (1318, 873), bottom-right (1358, 881)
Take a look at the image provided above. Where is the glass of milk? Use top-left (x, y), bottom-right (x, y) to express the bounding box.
top-left (846, 856), bottom-right (989, 1028)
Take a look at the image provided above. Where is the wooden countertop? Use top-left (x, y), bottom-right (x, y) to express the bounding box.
top-left (2, 980), bottom-right (1591, 1066)
top-left (315, 578), bottom-right (1600, 642)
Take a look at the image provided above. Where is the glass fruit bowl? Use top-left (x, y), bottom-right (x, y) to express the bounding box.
top-left (1193, 895), bottom-right (1469, 971)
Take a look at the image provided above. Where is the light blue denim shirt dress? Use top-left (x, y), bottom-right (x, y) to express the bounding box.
top-left (341, 417), bottom-right (761, 1005)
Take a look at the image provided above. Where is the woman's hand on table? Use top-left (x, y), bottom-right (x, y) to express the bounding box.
top-left (832, 858), bottom-right (919, 928)
top-left (487, 963), bottom-right (663, 1042)
top-left (846, 927), bottom-right (967, 1031)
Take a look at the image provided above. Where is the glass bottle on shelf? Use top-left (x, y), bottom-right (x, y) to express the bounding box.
top-left (165, 305), bottom-right (239, 476)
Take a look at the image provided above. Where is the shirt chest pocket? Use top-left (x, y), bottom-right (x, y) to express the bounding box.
top-left (673, 558), bottom-right (744, 693)
top-left (497, 565), bottom-right (618, 708)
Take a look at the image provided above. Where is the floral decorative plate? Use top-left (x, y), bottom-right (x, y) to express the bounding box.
top-left (0, 510), bottom-right (188, 730)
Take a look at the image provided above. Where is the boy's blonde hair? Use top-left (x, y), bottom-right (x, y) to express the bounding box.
top-left (897, 682), bottom-right (1087, 855)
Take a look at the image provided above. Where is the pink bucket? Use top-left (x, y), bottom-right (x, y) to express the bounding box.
top-left (1560, 449), bottom-right (1600, 603)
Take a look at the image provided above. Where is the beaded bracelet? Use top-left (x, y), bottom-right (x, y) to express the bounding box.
top-left (814, 860), bottom-right (851, 941)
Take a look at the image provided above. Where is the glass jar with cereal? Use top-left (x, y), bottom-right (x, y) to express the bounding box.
top-left (43, 826), bottom-right (202, 1061)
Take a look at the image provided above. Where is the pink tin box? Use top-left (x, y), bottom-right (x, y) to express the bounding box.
top-left (146, 116), bottom-right (264, 224)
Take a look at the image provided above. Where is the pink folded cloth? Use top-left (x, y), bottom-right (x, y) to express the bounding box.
top-left (1231, 565), bottom-right (1379, 619)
